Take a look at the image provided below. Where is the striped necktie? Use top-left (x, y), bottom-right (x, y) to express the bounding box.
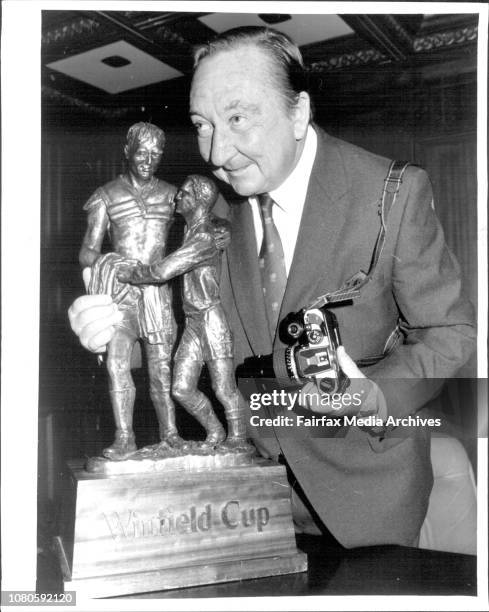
top-left (258, 193), bottom-right (287, 338)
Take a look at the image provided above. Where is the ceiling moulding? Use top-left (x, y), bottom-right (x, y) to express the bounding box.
top-left (152, 25), bottom-right (189, 46)
top-left (42, 85), bottom-right (131, 119)
top-left (308, 23), bottom-right (478, 72)
top-left (308, 48), bottom-right (387, 72)
top-left (413, 24), bottom-right (478, 52)
top-left (42, 16), bottom-right (101, 44)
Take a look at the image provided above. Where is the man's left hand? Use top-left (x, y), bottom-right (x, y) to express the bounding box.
top-left (299, 346), bottom-right (382, 418)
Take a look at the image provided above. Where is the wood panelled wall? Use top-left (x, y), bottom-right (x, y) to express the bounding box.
top-left (39, 66), bottom-right (478, 491)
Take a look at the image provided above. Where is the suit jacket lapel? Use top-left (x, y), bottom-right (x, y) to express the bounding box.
top-left (227, 199), bottom-right (273, 354)
top-left (278, 130), bottom-right (350, 333)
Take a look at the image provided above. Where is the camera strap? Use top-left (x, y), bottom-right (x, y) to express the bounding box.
top-left (309, 160), bottom-right (412, 309)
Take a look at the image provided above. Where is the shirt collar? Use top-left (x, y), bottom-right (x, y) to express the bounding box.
top-left (268, 124), bottom-right (317, 211)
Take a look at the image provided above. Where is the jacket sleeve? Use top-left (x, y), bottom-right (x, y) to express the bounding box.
top-left (362, 166), bottom-right (476, 419)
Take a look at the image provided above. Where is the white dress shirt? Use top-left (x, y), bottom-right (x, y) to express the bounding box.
top-left (249, 125), bottom-right (318, 275)
top-left (249, 126), bottom-right (386, 420)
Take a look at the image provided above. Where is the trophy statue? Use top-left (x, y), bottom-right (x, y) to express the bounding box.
top-left (117, 174), bottom-right (251, 453)
top-left (54, 125), bottom-right (306, 597)
top-left (78, 122), bottom-right (181, 459)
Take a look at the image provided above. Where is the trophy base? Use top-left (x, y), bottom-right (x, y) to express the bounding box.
top-left (54, 535), bottom-right (306, 598)
top-left (55, 458), bottom-right (307, 598)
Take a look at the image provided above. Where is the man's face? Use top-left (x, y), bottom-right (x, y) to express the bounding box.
top-left (174, 179), bottom-right (196, 216)
top-left (190, 46), bottom-right (309, 196)
top-left (125, 136), bottom-right (163, 183)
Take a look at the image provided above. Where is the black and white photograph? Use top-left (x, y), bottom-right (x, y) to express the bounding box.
top-left (1, 1), bottom-right (488, 610)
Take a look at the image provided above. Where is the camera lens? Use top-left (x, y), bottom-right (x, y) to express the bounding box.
top-left (287, 322), bottom-right (303, 338)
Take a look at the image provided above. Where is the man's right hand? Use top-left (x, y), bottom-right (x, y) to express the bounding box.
top-left (68, 294), bottom-right (122, 353)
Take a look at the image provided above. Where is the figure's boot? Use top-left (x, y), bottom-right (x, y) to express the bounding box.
top-left (222, 392), bottom-right (250, 450)
top-left (151, 388), bottom-right (187, 449)
top-left (189, 398), bottom-right (226, 449)
top-left (103, 387), bottom-right (137, 460)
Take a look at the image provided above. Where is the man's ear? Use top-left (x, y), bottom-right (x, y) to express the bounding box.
top-left (123, 144), bottom-right (129, 159)
top-left (292, 91), bottom-right (311, 140)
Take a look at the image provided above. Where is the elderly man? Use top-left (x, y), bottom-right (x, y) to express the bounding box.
top-left (69, 27), bottom-right (475, 547)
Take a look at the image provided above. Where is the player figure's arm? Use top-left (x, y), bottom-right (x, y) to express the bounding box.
top-left (79, 195), bottom-right (110, 268)
top-left (119, 231), bottom-right (218, 284)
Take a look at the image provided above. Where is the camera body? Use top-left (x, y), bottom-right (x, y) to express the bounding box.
top-left (283, 306), bottom-right (349, 394)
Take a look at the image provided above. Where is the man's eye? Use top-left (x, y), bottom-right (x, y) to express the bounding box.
top-left (230, 115), bottom-right (246, 126)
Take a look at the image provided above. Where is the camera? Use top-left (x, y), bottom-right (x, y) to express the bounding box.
top-left (237, 288), bottom-right (358, 393)
top-left (281, 306), bottom-right (349, 394)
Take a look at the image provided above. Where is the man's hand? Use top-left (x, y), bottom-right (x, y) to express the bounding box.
top-left (68, 267), bottom-right (121, 353)
top-left (299, 346), bottom-right (383, 418)
top-left (68, 294), bottom-right (122, 353)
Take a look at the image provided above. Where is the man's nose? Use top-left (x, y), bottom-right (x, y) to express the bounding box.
top-left (209, 128), bottom-right (233, 168)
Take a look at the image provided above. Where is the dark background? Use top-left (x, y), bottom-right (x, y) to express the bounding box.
top-left (38, 11), bottom-right (479, 507)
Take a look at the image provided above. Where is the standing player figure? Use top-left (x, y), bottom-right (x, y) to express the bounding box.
top-left (118, 175), bottom-right (250, 451)
top-left (79, 122), bottom-right (182, 459)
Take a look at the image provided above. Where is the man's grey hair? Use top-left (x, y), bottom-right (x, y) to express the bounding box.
top-left (193, 26), bottom-right (311, 117)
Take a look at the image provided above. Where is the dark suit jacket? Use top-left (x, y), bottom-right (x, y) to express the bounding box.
top-left (214, 127), bottom-right (476, 547)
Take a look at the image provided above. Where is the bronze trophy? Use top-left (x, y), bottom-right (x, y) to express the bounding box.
top-left (55, 124), bottom-right (306, 597)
